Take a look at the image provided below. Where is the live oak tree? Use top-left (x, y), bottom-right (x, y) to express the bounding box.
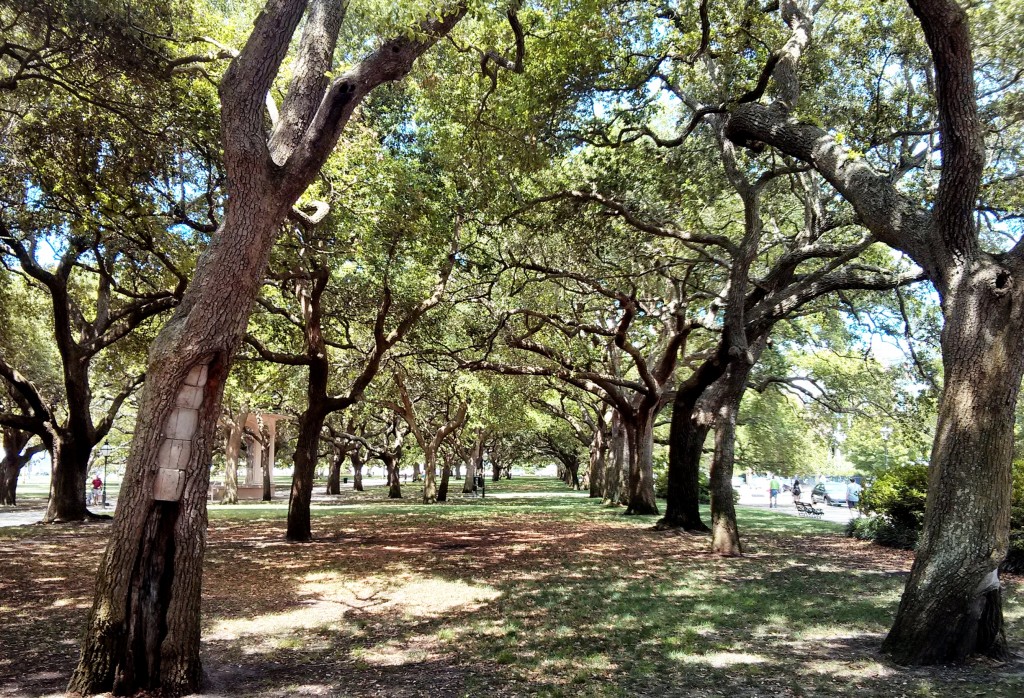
top-left (719, 0), bottom-right (1024, 663)
top-left (69, 1), bottom-right (481, 693)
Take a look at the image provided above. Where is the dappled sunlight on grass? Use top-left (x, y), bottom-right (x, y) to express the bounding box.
top-left (676, 651), bottom-right (768, 667)
top-left (3, 478), bottom-right (1024, 697)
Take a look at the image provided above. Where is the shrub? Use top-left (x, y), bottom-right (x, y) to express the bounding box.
top-left (846, 515), bottom-right (918, 550)
top-left (859, 463), bottom-right (929, 531)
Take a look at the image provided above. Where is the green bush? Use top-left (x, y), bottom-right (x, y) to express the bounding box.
top-left (1005, 459), bottom-right (1024, 573)
top-left (846, 515), bottom-right (919, 550)
top-left (859, 463), bottom-right (929, 531)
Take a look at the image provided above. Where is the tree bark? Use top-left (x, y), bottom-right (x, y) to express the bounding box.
top-left (44, 431), bottom-right (93, 521)
top-left (351, 449), bottom-right (364, 492)
top-left (588, 421), bottom-right (606, 499)
top-left (221, 409), bottom-right (247, 505)
top-left (882, 264), bottom-right (1024, 662)
top-left (624, 409), bottom-right (658, 515)
top-left (326, 441), bottom-right (345, 495)
top-left (287, 401), bottom-right (327, 541)
top-left (383, 451), bottom-right (402, 498)
top-left (260, 422), bottom-right (272, 501)
top-left (709, 403), bottom-right (741, 556)
top-left (0, 427), bottom-right (35, 505)
top-left (658, 389), bottom-right (713, 531)
top-left (69, 2), bottom-right (468, 692)
top-left (438, 454), bottom-right (452, 502)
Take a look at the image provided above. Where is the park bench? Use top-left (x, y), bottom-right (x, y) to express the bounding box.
top-left (795, 501), bottom-right (823, 519)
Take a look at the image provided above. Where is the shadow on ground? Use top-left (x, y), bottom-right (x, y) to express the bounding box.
top-left (1, 479), bottom-right (1022, 697)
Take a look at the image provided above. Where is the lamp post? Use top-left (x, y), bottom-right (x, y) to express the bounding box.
top-left (880, 426), bottom-right (893, 469)
top-left (100, 444), bottom-right (111, 507)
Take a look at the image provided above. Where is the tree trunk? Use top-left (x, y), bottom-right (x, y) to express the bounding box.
top-left (454, 460), bottom-right (461, 480)
top-left (438, 455), bottom-right (452, 502)
top-left (625, 409), bottom-right (658, 515)
top-left (326, 443), bottom-right (345, 495)
top-left (44, 432), bottom-right (92, 522)
top-left (351, 449), bottom-right (364, 492)
top-left (423, 449), bottom-right (439, 503)
top-left (883, 269), bottom-right (1024, 663)
top-left (383, 452), bottom-right (402, 498)
top-left (710, 391), bottom-right (743, 556)
top-left (589, 424), bottom-right (605, 499)
top-left (658, 391), bottom-right (712, 532)
top-left (603, 413), bottom-right (625, 506)
top-left (260, 425), bottom-right (272, 501)
top-left (0, 428), bottom-right (32, 505)
top-left (221, 411), bottom-right (246, 505)
top-left (69, 3), bottom-right (469, 690)
top-left (287, 401), bottom-right (327, 542)
top-left (462, 453), bottom-right (476, 494)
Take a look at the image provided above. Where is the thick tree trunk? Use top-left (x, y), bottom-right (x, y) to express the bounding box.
top-left (69, 4), bottom-right (469, 690)
top-left (883, 269), bottom-right (1024, 663)
top-left (625, 410), bottom-right (658, 516)
top-left (438, 455), bottom-right (452, 502)
top-left (221, 411), bottom-right (247, 505)
top-left (0, 428), bottom-right (32, 505)
top-left (260, 427), bottom-right (272, 501)
top-left (462, 452), bottom-right (477, 493)
top-left (412, 460), bottom-right (421, 482)
top-left (658, 392), bottom-right (712, 532)
top-left (589, 425), bottom-right (605, 498)
top-left (44, 432), bottom-right (92, 522)
top-left (423, 450), bottom-right (439, 503)
top-left (383, 452), bottom-right (402, 498)
top-left (710, 393), bottom-right (743, 556)
top-left (71, 187), bottom-right (285, 692)
top-left (492, 459), bottom-right (501, 482)
top-left (603, 413), bottom-right (626, 506)
top-left (326, 444), bottom-right (345, 495)
top-left (287, 402), bottom-right (327, 541)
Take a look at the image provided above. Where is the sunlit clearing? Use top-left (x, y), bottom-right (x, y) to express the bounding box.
top-left (354, 637), bottom-right (435, 666)
top-left (299, 572), bottom-right (501, 619)
top-left (674, 651), bottom-right (767, 667)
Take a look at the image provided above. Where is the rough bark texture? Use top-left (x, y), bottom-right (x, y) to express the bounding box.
top-left (70, 2), bottom-right (469, 691)
top-left (882, 260), bottom-right (1024, 662)
top-left (351, 449), bottom-right (364, 492)
top-left (659, 386), bottom-right (713, 532)
top-left (624, 411), bottom-right (658, 515)
top-left (383, 451), bottom-right (401, 498)
top-left (326, 442), bottom-right (345, 495)
top-left (721, 0), bottom-right (1024, 663)
top-left (287, 402), bottom-right (327, 541)
top-left (588, 420), bottom-right (606, 499)
top-left (0, 427), bottom-right (39, 505)
top-left (437, 455), bottom-right (452, 502)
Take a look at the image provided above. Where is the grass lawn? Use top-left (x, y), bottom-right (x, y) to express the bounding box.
top-left (1, 476), bottom-right (1022, 697)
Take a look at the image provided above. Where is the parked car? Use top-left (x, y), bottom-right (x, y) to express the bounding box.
top-left (811, 482), bottom-right (849, 506)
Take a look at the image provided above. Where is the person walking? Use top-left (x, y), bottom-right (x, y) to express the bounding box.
top-left (791, 478), bottom-right (802, 503)
top-left (846, 478), bottom-right (861, 509)
top-left (769, 475), bottom-right (780, 508)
